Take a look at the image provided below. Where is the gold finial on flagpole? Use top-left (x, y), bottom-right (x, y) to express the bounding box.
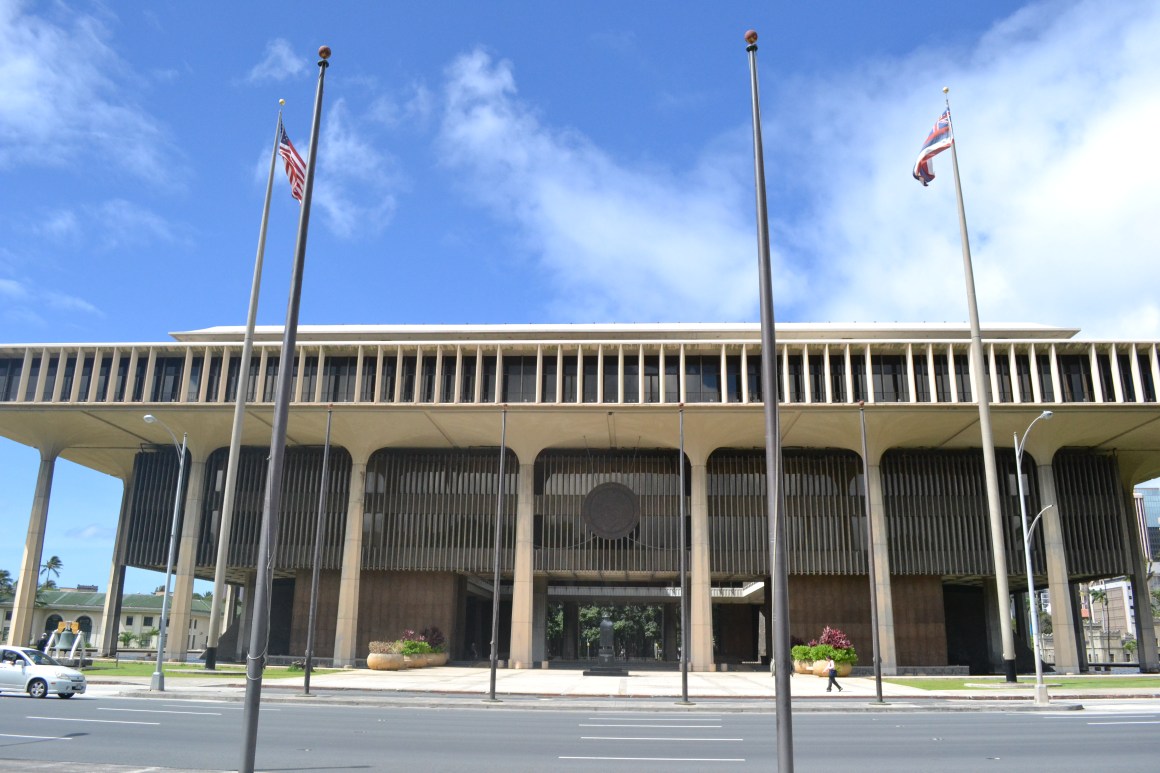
top-left (745, 29), bottom-right (758, 44)
top-left (943, 86), bottom-right (949, 94)
top-left (318, 45), bottom-right (331, 60)
top-left (279, 98), bottom-right (286, 106)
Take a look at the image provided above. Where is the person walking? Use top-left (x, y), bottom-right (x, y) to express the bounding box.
top-left (825, 655), bottom-right (843, 692)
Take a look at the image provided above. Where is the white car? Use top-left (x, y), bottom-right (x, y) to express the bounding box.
top-left (0, 645), bottom-right (87, 699)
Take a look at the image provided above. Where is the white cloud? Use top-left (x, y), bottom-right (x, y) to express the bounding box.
top-left (765, 0), bottom-right (1160, 339)
top-left (437, 49), bottom-right (777, 322)
top-left (90, 199), bottom-right (184, 251)
top-left (312, 99), bottom-right (401, 238)
top-left (0, 2), bottom-right (177, 183)
top-left (246, 38), bottom-right (308, 83)
top-left (434, 1), bottom-right (1160, 337)
top-left (0, 278), bottom-right (28, 300)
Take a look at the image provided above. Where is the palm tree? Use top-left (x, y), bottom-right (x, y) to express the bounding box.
top-left (0, 568), bottom-right (13, 597)
top-left (40, 555), bottom-right (62, 584)
top-left (118, 630), bottom-right (136, 648)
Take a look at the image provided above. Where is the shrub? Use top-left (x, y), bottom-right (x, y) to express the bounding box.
top-left (400, 639), bottom-right (433, 656)
top-left (369, 640), bottom-right (404, 655)
top-left (422, 626), bottom-right (445, 652)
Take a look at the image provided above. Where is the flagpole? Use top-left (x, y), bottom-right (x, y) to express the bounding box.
top-left (240, 45), bottom-right (330, 773)
top-left (746, 29), bottom-right (794, 772)
top-left (943, 86), bottom-right (1017, 682)
top-left (204, 100), bottom-right (284, 672)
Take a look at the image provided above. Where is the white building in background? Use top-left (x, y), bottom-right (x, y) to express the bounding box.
top-left (0, 587), bottom-right (212, 653)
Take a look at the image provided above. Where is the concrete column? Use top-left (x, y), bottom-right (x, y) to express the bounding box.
top-left (532, 576), bottom-right (548, 663)
top-left (866, 461), bottom-right (899, 674)
top-left (332, 458), bottom-right (367, 666)
top-left (982, 578), bottom-right (1005, 673)
top-left (7, 450), bottom-right (57, 647)
top-left (99, 479), bottom-right (133, 656)
top-left (168, 453), bottom-right (206, 661)
top-left (1122, 488), bottom-right (1158, 671)
top-left (562, 601), bottom-right (578, 660)
top-left (509, 462), bottom-right (536, 668)
top-left (1038, 462), bottom-right (1080, 673)
top-left (690, 463), bottom-right (714, 671)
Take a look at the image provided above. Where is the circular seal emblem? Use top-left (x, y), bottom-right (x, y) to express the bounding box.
top-left (581, 482), bottom-right (640, 540)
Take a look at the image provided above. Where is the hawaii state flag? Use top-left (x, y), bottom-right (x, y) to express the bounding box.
top-left (913, 110), bottom-right (952, 186)
top-left (277, 120), bottom-right (307, 202)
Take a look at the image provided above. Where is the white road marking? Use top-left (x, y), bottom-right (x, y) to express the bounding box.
top-left (581, 736), bottom-right (742, 741)
top-left (99, 707), bottom-right (222, 715)
top-left (28, 716), bottom-right (159, 725)
top-left (579, 723), bottom-right (722, 728)
top-left (561, 756), bottom-right (744, 762)
top-left (0, 733), bottom-right (72, 740)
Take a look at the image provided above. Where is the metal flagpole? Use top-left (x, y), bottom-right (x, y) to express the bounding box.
top-left (204, 99), bottom-right (284, 672)
top-left (677, 406), bottom-right (691, 705)
top-left (486, 408), bottom-right (508, 703)
top-left (745, 29), bottom-right (793, 771)
top-left (943, 86), bottom-right (1017, 682)
top-left (303, 406), bottom-right (333, 696)
top-left (240, 45), bottom-right (330, 773)
top-left (858, 403), bottom-right (884, 703)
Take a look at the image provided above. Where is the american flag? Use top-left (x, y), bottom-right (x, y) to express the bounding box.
top-left (278, 120), bottom-right (306, 202)
top-left (913, 109), bottom-right (953, 186)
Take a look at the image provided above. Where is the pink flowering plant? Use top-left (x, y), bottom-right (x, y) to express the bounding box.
top-left (790, 626), bottom-right (857, 665)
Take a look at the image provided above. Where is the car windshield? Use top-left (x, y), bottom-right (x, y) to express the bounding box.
top-left (22, 650), bottom-right (62, 666)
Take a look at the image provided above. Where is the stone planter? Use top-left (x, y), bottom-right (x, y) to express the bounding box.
top-left (427, 651), bottom-right (448, 667)
top-left (793, 660), bottom-right (813, 675)
top-left (403, 654), bottom-right (427, 668)
top-left (367, 652), bottom-right (404, 671)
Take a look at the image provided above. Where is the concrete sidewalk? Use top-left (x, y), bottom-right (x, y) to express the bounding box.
top-left (80, 665), bottom-right (1160, 709)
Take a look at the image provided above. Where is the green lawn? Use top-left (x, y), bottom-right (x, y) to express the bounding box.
top-left (884, 675), bottom-right (1160, 691)
top-left (83, 660), bottom-right (333, 680)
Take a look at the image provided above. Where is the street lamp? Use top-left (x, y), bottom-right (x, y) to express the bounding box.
top-left (143, 414), bottom-right (187, 692)
top-left (1015, 409), bottom-right (1053, 705)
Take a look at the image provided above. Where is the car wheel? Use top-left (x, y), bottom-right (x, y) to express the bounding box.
top-left (58, 692), bottom-right (76, 699)
top-left (28, 679), bottom-right (49, 699)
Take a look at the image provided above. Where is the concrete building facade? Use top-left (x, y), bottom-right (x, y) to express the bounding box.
top-left (2, 322), bottom-right (1158, 674)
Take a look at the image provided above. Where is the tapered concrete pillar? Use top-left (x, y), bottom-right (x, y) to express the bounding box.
top-left (1038, 463), bottom-right (1080, 672)
top-left (509, 463), bottom-right (536, 668)
top-left (982, 577), bottom-right (1006, 673)
top-left (100, 479), bottom-right (133, 656)
top-left (168, 454), bottom-right (206, 662)
top-left (8, 450), bottom-right (57, 647)
top-left (689, 463), bottom-right (714, 671)
top-left (332, 458), bottom-right (367, 666)
top-left (865, 462), bottom-right (899, 674)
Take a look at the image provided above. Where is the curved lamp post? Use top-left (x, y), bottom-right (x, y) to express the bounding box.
top-left (143, 414), bottom-right (187, 692)
top-left (1015, 409), bottom-right (1053, 705)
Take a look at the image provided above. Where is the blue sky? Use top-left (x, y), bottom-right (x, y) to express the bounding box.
top-left (2, 0), bottom-right (1158, 593)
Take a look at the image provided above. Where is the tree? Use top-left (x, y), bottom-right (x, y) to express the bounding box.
top-left (137, 628), bottom-right (160, 649)
top-left (40, 555), bottom-right (62, 584)
top-left (118, 630), bottom-right (136, 648)
top-left (0, 569), bottom-right (14, 597)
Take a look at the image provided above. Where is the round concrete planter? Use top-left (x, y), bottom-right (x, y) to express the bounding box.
top-left (367, 653), bottom-right (404, 671)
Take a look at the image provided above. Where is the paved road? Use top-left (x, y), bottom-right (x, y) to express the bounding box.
top-left (3, 693), bottom-right (1160, 772)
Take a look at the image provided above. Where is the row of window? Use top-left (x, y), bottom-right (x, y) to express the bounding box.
top-left (0, 344), bottom-right (1156, 406)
